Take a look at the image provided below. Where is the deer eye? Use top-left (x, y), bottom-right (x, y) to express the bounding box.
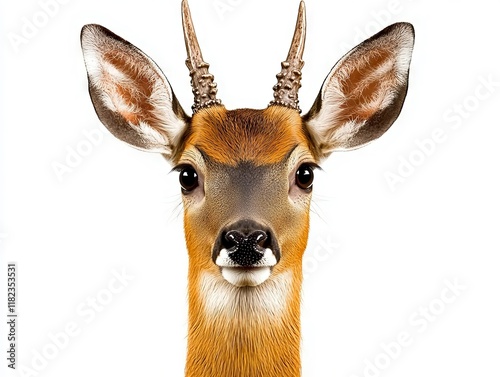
top-left (179, 166), bottom-right (199, 193)
top-left (295, 164), bottom-right (315, 191)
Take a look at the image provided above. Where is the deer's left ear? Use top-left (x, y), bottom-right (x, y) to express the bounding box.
top-left (303, 23), bottom-right (414, 159)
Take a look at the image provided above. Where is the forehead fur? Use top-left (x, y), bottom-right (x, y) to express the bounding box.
top-left (184, 106), bottom-right (314, 165)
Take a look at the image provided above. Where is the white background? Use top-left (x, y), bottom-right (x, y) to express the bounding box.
top-left (1, 0), bottom-right (499, 376)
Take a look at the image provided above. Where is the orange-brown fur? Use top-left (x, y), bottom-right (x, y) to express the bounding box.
top-left (185, 274), bottom-right (302, 376)
top-left (182, 106), bottom-right (316, 165)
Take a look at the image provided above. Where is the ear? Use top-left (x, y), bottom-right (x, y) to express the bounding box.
top-left (303, 23), bottom-right (414, 158)
top-left (81, 24), bottom-right (189, 158)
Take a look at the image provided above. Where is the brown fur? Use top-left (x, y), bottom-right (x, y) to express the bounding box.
top-left (101, 51), bottom-right (156, 126)
top-left (341, 49), bottom-right (396, 122)
top-left (182, 106), bottom-right (315, 165)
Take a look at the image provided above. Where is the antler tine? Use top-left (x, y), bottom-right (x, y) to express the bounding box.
top-left (182, 0), bottom-right (223, 113)
top-left (269, 1), bottom-right (306, 113)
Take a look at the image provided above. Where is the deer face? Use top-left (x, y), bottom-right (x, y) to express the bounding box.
top-left (81, 1), bottom-right (414, 288)
top-left (179, 107), bottom-right (314, 287)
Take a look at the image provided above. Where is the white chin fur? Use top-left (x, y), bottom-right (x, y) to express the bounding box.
top-left (221, 267), bottom-right (272, 287)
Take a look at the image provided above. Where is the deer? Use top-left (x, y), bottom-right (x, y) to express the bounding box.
top-left (80, 1), bottom-right (414, 376)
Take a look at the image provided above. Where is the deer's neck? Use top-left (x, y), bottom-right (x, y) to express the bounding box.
top-left (185, 266), bottom-right (302, 377)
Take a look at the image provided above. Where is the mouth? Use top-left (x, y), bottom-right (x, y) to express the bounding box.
top-left (215, 248), bottom-right (278, 287)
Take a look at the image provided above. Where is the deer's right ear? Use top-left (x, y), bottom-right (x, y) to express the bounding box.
top-left (81, 24), bottom-right (189, 158)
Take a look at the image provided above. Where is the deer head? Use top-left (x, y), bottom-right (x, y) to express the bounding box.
top-left (81, 1), bottom-right (414, 375)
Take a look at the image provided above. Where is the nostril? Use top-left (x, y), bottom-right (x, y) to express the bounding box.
top-left (223, 231), bottom-right (244, 251)
top-left (246, 231), bottom-right (267, 250)
top-left (259, 232), bottom-right (272, 250)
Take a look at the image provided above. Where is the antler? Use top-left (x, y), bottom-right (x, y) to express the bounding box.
top-left (269, 1), bottom-right (306, 113)
top-left (182, 0), bottom-right (223, 113)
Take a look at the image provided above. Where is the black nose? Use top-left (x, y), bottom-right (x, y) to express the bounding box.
top-left (225, 230), bottom-right (267, 267)
top-left (212, 219), bottom-right (280, 267)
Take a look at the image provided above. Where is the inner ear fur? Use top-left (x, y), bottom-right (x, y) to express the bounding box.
top-left (303, 22), bottom-right (415, 158)
top-left (81, 24), bottom-right (190, 157)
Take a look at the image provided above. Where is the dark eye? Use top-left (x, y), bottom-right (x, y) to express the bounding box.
top-left (296, 164), bottom-right (314, 191)
top-left (179, 166), bottom-right (199, 193)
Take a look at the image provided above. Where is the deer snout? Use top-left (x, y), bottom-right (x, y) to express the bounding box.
top-left (212, 220), bottom-right (280, 287)
top-left (213, 220), bottom-right (280, 267)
